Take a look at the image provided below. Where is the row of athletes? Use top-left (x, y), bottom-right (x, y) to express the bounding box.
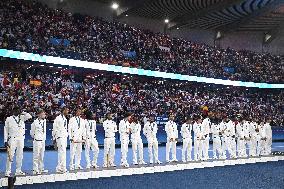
top-left (3, 107), bottom-right (272, 177)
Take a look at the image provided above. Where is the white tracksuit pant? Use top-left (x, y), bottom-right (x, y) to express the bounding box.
top-left (33, 140), bottom-right (45, 172)
top-left (249, 137), bottom-right (257, 156)
top-left (266, 137), bottom-right (272, 155)
top-left (70, 142), bottom-right (82, 169)
top-left (225, 136), bottom-right (236, 158)
top-left (221, 137), bottom-right (227, 158)
top-left (182, 138), bottom-right (192, 161)
top-left (85, 138), bottom-right (99, 167)
top-left (259, 139), bottom-right (267, 156)
top-left (237, 138), bottom-right (247, 157)
top-left (202, 137), bottom-right (209, 159)
top-left (131, 136), bottom-right (144, 164)
top-left (224, 136), bottom-right (235, 158)
top-left (230, 137), bottom-right (237, 158)
top-left (256, 136), bottom-right (261, 156)
top-left (56, 138), bottom-right (67, 172)
top-left (166, 138), bottom-right (177, 161)
top-left (104, 137), bottom-right (115, 166)
top-left (147, 137), bottom-right (159, 163)
top-left (6, 138), bottom-right (24, 174)
top-left (194, 138), bottom-right (202, 160)
top-left (120, 137), bottom-right (129, 165)
top-left (212, 136), bottom-right (223, 159)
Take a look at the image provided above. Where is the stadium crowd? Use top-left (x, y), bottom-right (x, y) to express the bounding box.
top-left (0, 0), bottom-right (283, 83)
top-left (0, 61), bottom-right (283, 126)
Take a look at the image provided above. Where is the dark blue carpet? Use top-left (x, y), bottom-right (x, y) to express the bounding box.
top-left (13, 160), bottom-right (284, 189)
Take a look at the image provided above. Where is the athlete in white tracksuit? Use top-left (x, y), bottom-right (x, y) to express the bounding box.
top-left (30, 110), bottom-right (48, 175)
top-left (103, 113), bottom-right (117, 167)
top-left (243, 120), bottom-right (251, 156)
top-left (219, 119), bottom-right (228, 158)
top-left (180, 118), bottom-right (193, 162)
top-left (211, 121), bottom-right (223, 159)
top-left (255, 122), bottom-right (262, 156)
top-left (4, 108), bottom-right (32, 176)
top-left (165, 115), bottom-right (178, 162)
top-left (229, 120), bottom-right (237, 158)
top-left (130, 118), bottom-right (146, 165)
top-left (236, 120), bottom-right (247, 157)
top-left (263, 121), bottom-right (272, 155)
top-left (249, 121), bottom-right (258, 156)
top-left (68, 109), bottom-right (85, 170)
top-left (143, 116), bottom-right (161, 164)
top-left (52, 107), bottom-right (69, 173)
top-left (259, 122), bottom-right (267, 156)
top-left (119, 113), bottom-right (132, 167)
top-left (224, 120), bottom-right (237, 158)
top-left (201, 117), bottom-right (211, 160)
top-left (193, 119), bottom-right (203, 161)
top-left (84, 111), bottom-right (99, 169)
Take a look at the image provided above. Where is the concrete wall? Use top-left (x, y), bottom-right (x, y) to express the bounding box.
top-left (169, 27), bottom-right (284, 55)
top-left (36, 0), bottom-right (113, 21)
top-left (169, 27), bottom-right (215, 46)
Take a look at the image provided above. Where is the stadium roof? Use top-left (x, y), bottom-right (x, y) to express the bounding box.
top-left (95, 0), bottom-right (284, 33)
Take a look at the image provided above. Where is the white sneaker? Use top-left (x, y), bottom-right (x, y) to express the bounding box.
top-left (5, 172), bottom-right (11, 177)
top-left (86, 165), bottom-right (91, 169)
top-left (92, 164), bottom-right (99, 169)
top-left (182, 159), bottom-right (186, 163)
top-left (41, 170), bottom-right (48, 174)
top-left (103, 164), bottom-right (108, 168)
top-left (139, 160), bottom-right (147, 165)
top-left (33, 171), bottom-right (40, 175)
top-left (155, 160), bottom-right (162, 164)
top-left (121, 163), bottom-right (129, 167)
top-left (76, 165), bottom-right (83, 170)
top-left (56, 169), bottom-right (63, 174)
top-left (133, 161), bottom-right (138, 165)
top-left (110, 163), bottom-right (116, 167)
top-left (15, 171), bottom-right (25, 176)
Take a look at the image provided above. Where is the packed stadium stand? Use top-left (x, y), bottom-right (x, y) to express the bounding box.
top-left (0, 0), bottom-right (284, 188)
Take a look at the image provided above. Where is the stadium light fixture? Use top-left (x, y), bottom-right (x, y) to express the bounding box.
top-left (164, 19), bottom-right (169, 23)
top-left (125, 14), bottom-right (128, 17)
top-left (111, 2), bottom-right (119, 10)
top-left (176, 27), bottom-right (179, 30)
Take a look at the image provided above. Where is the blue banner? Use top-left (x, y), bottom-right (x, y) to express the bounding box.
top-left (224, 67), bottom-right (235, 74)
top-left (49, 38), bottom-right (70, 46)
